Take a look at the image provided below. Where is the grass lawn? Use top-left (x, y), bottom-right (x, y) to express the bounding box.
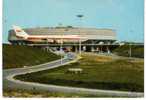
top-left (113, 45), bottom-right (144, 58)
top-left (15, 53), bottom-right (144, 92)
top-left (3, 44), bottom-right (60, 69)
top-left (4, 88), bottom-right (116, 97)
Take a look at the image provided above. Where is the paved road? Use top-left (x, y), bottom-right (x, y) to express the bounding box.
top-left (3, 53), bottom-right (144, 97)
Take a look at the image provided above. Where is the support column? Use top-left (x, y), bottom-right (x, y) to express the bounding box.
top-left (100, 46), bottom-right (103, 53)
top-left (79, 40), bottom-right (81, 54)
top-left (75, 46), bottom-right (78, 53)
top-left (83, 46), bottom-right (86, 52)
top-left (106, 46), bottom-right (110, 54)
top-left (91, 40), bottom-right (94, 52)
top-left (96, 47), bottom-right (99, 53)
top-left (91, 46), bottom-right (94, 52)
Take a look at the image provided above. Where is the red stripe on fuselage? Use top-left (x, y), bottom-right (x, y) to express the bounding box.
top-left (27, 37), bottom-right (80, 40)
top-left (27, 36), bottom-right (81, 40)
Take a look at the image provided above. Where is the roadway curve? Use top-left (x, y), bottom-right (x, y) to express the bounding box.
top-left (3, 53), bottom-right (144, 97)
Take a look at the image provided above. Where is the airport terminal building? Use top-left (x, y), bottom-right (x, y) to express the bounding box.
top-left (8, 26), bottom-right (117, 52)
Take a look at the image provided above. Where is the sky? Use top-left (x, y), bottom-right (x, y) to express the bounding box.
top-left (3, 0), bottom-right (144, 43)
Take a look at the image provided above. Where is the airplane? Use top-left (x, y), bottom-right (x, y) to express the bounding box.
top-left (12, 25), bottom-right (87, 43)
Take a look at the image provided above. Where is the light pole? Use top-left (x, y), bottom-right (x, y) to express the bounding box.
top-left (59, 23), bottom-right (63, 65)
top-left (60, 33), bottom-right (63, 65)
top-left (76, 14), bottom-right (84, 55)
top-left (129, 30), bottom-right (133, 58)
top-left (129, 43), bottom-right (132, 58)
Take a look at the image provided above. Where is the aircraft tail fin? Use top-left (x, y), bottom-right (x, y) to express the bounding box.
top-left (12, 25), bottom-right (29, 39)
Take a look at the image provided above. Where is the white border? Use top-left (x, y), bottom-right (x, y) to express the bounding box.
top-left (0, 0), bottom-right (145, 100)
top-left (0, 0), bottom-right (3, 98)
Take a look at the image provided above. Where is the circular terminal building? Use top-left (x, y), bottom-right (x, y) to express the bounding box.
top-left (8, 26), bottom-right (116, 52)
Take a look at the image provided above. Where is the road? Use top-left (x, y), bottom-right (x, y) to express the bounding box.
top-left (3, 53), bottom-right (144, 97)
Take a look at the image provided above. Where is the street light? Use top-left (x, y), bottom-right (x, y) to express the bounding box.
top-left (60, 33), bottom-right (63, 65)
top-left (58, 23), bottom-right (63, 65)
top-left (129, 43), bottom-right (132, 58)
top-left (129, 30), bottom-right (133, 58)
top-left (76, 14), bottom-right (84, 55)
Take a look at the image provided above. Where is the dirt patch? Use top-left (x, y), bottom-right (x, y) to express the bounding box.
top-left (81, 53), bottom-right (113, 63)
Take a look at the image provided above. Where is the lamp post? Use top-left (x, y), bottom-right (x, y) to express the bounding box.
top-left (76, 14), bottom-right (84, 55)
top-left (58, 23), bottom-right (63, 65)
top-left (129, 43), bottom-right (132, 58)
top-left (60, 33), bottom-right (63, 65)
top-left (129, 30), bottom-right (133, 58)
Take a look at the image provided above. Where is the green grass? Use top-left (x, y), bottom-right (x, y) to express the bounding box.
top-left (15, 53), bottom-right (144, 92)
top-left (3, 44), bottom-right (60, 69)
top-left (2, 89), bottom-right (93, 97)
top-left (113, 45), bottom-right (144, 58)
top-left (3, 88), bottom-right (116, 97)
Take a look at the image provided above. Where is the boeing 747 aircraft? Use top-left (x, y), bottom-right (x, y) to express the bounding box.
top-left (13, 25), bottom-right (87, 43)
